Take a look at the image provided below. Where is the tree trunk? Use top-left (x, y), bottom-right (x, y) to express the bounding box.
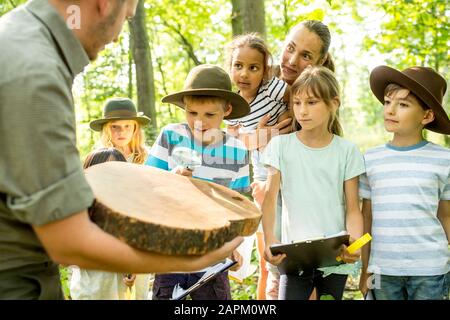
top-left (129, 0), bottom-right (157, 129)
top-left (231, 0), bottom-right (243, 36)
top-left (128, 35), bottom-right (134, 100)
top-left (231, 0), bottom-right (266, 38)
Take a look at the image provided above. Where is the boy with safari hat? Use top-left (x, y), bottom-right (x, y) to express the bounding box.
top-left (359, 65), bottom-right (450, 300)
top-left (145, 64), bottom-right (250, 300)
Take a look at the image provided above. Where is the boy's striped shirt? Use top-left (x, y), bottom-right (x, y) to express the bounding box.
top-left (360, 141), bottom-right (450, 276)
top-left (146, 123), bottom-right (250, 193)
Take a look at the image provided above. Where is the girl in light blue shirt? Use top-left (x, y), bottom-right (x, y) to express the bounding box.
top-left (261, 66), bottom-right (365, 300)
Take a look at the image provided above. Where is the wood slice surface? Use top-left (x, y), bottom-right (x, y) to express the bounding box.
top-left (84, 162), bottom-right (261, 255)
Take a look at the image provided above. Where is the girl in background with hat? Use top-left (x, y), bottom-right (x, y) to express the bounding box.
top-left (262, 66), bottom-right (365, 300)
top-left (79, 98), bottom-right (152, 299)
top-left (359, 66), bottom-right (450, 300)
top-left (90, 97), bottom-right (150, 164)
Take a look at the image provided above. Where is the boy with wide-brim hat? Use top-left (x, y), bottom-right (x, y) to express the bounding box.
top-left (145, 64), bottom-right (249, 300)
top-left (359, 65), bottom-right (450, 300)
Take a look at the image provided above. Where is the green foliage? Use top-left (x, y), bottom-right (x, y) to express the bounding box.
top-left (359, 0), bottom-right (450, 146)
top-left (2, 0), bottom-right (450, 300)
top-left (0, 0), bottom-right (26, 16)
top-left (59, 266), bottom-right (71, 300)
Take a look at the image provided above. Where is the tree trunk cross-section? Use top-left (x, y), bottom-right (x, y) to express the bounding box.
top-left (85, 162), bottom-right (261, 255)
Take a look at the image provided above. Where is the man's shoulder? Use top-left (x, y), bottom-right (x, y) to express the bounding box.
top-left (0, 7), bottom-right (61, 78)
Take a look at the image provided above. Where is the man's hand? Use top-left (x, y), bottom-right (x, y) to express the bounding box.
top-left (193, 237), bottom-right (244, 271)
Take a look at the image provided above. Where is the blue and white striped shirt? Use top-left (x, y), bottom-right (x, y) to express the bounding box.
top-left (360, 141), bottom-right (450, 276)
top-left (225, 77), bottom-right (288, 132)
top-left (145, 123), bottom-right (250, 193)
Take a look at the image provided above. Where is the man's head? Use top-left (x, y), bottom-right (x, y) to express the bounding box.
top-left (51, 0), bottom-right (138, 60)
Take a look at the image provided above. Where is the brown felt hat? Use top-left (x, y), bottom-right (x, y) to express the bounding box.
top-left (370, 65), bottom-right (450, 135)
top-left (162, 64), bottom-right (250, 120)
top-left (90, 98), bottom-right (150, 132)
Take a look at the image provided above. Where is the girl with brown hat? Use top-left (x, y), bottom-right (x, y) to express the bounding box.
top-left (90, 97), bottom-right (150, 164)
top-left (86, 99), bottom-right (153, 299)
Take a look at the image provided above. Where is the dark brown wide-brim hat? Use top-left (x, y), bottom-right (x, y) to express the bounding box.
top-left (162, 64), bottom-right (250, 120)
top-left (370, 65), bottom-right (450, 135)
top-left (90, 98), bottom-right (151, 132)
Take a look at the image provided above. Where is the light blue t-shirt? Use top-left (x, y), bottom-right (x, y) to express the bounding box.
top-left (262, 133), bottom-right (365, 243)
top-left (360, 141), bottom-right (450, 276)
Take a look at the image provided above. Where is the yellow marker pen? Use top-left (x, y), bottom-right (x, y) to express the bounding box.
top-left (336, 233), bottom-right (372, 262)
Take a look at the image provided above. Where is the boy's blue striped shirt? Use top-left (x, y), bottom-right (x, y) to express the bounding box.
top-left (145, 123), bottom-right (250, 194)
top-left (359, 141), bottom-right (450, 276)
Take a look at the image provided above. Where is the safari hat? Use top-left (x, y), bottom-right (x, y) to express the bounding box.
top-left (370, 65), bottom-right (450, 134)
top-left (162, 64), bottom-right (250, 119)
top-left (90, 98), bottom-right (150, 132)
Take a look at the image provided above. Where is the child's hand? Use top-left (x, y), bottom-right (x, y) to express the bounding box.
top-left (338, 243), bottom-right (361, 264)
top-left (171, 166), bottom-right (193, 177)
top-left (251, 180), bottom-right (266, 208)
top-left (229, 249), bottom-right (243, 271)
top-left (263, 239), bottom-right (286, 266)
top-left (226, 123), bottom-right (241, 137)
top-left (123, 274), bottom-right (136, 287)
top-left (359, 271), bottom-right (372, 295)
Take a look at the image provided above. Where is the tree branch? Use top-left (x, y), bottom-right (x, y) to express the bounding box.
top-left (163, 21), bottom-right (203, 66)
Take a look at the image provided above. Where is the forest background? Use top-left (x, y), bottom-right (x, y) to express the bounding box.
top-left (1, 0), bottom-right (449, 300)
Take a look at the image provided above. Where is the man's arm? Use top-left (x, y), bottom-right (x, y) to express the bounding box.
top-left (33, 210), bottom-right (242, 273)
top-left (437, 200), bottom-right (450, 244)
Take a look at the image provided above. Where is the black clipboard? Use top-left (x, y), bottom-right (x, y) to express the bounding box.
top-left (270, 234), bottom-right (350, 275)
top-left (171, 259), bottom-right (237, 300)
